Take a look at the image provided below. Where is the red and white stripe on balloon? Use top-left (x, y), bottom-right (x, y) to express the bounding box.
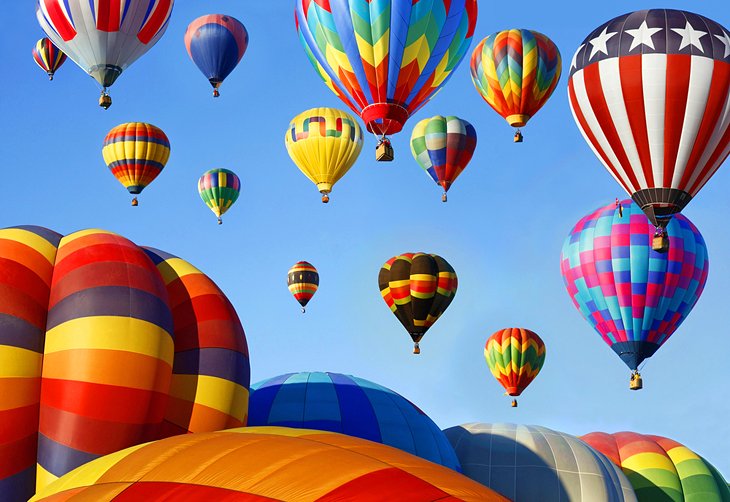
top-left (568, 9), bottom-right (730, 200)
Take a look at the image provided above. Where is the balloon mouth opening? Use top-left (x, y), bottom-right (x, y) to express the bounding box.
top-left (505, 387), bottom-right (521, 396)
top-left (362, 103), bottom-right (408, 135)
top-left (127, 187), bottom-right (143, 195)
top-left (506, 114), bottom-right (530, 128)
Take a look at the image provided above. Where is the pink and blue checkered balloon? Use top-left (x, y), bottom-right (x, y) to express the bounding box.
top-left (560, 200), bottom-right (708, 372)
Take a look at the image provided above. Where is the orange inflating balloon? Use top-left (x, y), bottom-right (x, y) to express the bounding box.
top-left (31, 428), bottom-right (507, 501)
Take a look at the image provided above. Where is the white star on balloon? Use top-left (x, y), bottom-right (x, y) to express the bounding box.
top-left (625, 21), bottom-right (663, 51)
top-left (715, 30), bottom-right (730, 58)
top-left (672, 21), bottom-right (707, 52)
top-left (589, 27), bottom-right (617, 60)
top-left (571, 44), bottom-right (585, 70)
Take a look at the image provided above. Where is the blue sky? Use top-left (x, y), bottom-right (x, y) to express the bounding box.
top-left (3, 1), bottom-right (728, 477)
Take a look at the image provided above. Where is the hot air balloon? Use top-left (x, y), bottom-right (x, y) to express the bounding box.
top-left (471, 29), bottom-right (562, 142)
top-left (410, 116), bottom-right (477, 201)
top-left (198, 168), bottom-right (241, 224)
top-left (295, 0), bottom-right (478, 160)
top-left (36, 0), bottom-right (174, 108)
top-left (287, 262), bottom-right (319, 313)
top-left (560, 200), bottom-right (709, 389)
top-left (444, 424), bottom-right (637, 502)
top-left (0, 227), bottom-right (250, 501)
top-left (184, 15), bottom-right (249, 98)
top-left (378, 253), bottom-right (457, 354)
top-left (32, 38), bottom-right (66, 81)
top-left (102, 123), bottom-right (171, 206)
top-left (484, 328), bottom-right (546, 407)
top-left (582, 432), bottom-right (730, 501)
top-left (568, 9), bottom-right (730, 250)
top-left (31, 428), bottom-right (505, 502)
top-left (285, 108), bottom-right (363, 203)
top-left (249, 372), bottom-right (461, 470)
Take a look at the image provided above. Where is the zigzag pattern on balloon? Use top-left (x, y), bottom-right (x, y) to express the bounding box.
top-left (484, 328), bottom-right (545, 396)
top-left (290, 115), bottom-right (359, 142)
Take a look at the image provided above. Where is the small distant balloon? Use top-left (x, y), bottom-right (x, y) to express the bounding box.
top-left (32, 37), bottom-right (66, 80)
top-left (185, 14), bottom-right (249, 97)
top-left (102, 123), bottom-right (171, 206)
top-left (287, 261), bottom-right (319, 313)
top-left (484, 328), bottom-right (546, 407)
top-left (198, 168), bottom-right (241, 224)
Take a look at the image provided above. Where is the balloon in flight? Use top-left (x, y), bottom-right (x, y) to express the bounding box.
top-left (32, 38), bottom-right (66, 80)
top-left (484, 328), bottom-right (546, 407)
top-left (287, 261), bottom-right (319, 313)
top-left (198, 168), bottom-right (241, 224)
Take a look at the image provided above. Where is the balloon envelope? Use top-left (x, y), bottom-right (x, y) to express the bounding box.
top-left (471, 29), bottom-right (562, 130)
top-left (32, 38), bottom-right (66, 80)
top-left (568, 9), bottom-right (730, 226)
top-left (184, 14), bottom-right (248, 96)
top-left (36, 0), bottom-right (173, 89)
top-left (295, 0), bottom-right (478, 136)
top-left (484, 328), bottom-right (545, 398)
top-left (249, 372), bottom-right (460, 470)
top-left (287, 262), bottom-right (319, 310)
top-left (198, 169), bottom-right (241, 223)
top-left (560, 200), bottom-right (708, 373)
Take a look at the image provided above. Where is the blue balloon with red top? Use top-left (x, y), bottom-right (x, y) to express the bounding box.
top-left (249, 371), bottom-right (460, 470)
top-left (184, 14), bottom-right (248, 97)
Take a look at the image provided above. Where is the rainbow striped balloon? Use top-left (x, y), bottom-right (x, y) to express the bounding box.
top-left (582, 432), bottom-right (730, 501)
top-left (32, 38), bottom-right (66, 80)
top-left (295, 0), bottom-right (478, 136)
top-left (0, 227), bottom-right (250, 501)
top-left (378, 253), bottom-right (458, 354)
top-left (198, 168), bottom-right (241, 224)
top-left (287, 262), bottom-right (319, 313)
top-left (484, 328), bottom-right (545, 405)
top-left (471, 29), bottom-right (561, 136)
top-left (102, 123), bottom-right (171, 205)
top-left (410, 115), bottom-right (477, 201)
top-left (560, 200), bottom-right (708, 382)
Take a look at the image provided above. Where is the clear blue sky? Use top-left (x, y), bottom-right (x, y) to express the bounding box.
top-left (2, 1), bottom-right (728, 477)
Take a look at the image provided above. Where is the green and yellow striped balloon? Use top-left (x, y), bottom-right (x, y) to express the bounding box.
top-left (484, 328), bottom-right (546, 407)
top-left (198, 169), bottom-right (241, 224)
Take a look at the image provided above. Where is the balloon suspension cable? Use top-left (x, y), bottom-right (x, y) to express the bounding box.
top-left (413, 342), bottom-right (420, 355)
top-left (616, 198), bottom-right (623, 218)
top-left (511, 399), bottom-right (518, 408)
top-left (131, 197), bottom-right (138, 207)
top-left (442, 192), bottom-right (448, 203)
top-left (514, 129), bottom-right (523, 143)
top-left (217, 216), bottom-right (222, 225)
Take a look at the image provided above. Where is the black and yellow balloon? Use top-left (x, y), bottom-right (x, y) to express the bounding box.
top-left (285, 107), bottom-right (363, 203)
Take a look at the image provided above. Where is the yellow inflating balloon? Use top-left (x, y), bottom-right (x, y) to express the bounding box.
top-left (285, 107), bottom-right (363, 203)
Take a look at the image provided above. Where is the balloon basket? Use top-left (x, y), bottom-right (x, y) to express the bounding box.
top-left (213, 89), bottom-right (220, 98)
top-left (217, 217), bottom-right (223, 225)
top-left (48, 73), bottom-right (54, 81)
top-left (99, 94), bottom-right (112, 110)
top-left (413, 342), bottom-right (420, 355)
top-left (301, 307), bottom-right (306, 314)
top-left (442, 192), bottom-right (447, 203)
top-left (376, 140), bottom-right (394, 162)
top-left (321, 193), bottom-right (330, 204)
top-left (652, 233), bottom-right (669, 253)
top-left (630, 372), bottom-right (643, 391)
top-left (131, 197), bottom-right (138, 207)
top-left (511, 399), bottom-right (518, 408)
top-left (514, 130), bottom-right (523, 143)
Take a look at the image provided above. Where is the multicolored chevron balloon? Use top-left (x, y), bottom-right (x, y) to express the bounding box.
top-left (198, 168), bottom-right (241, 224)
top-left (484, 328), bottom-right (546, 407)
top-left (410, 116), bottom-right (477, 202)
top-left (378, 253), bottom-right (458, 354)
top-left (295, 0), bottom-right (478, 137)
top-left (32, 38), bottom-right (66, 80)
top-left (287, 261), bottom-right (319, 313)
top-left (581, 432), bottom-right (730, 501)
top-left (560, 200), bottom-right (708, 387)
top-left (471, 29), bottom-right (561, 140)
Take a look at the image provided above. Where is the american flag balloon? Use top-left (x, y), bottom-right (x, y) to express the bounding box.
top-left (568, 9), bottom-right (730, 228)
top-left (36, 0), bottom-right (173, 91)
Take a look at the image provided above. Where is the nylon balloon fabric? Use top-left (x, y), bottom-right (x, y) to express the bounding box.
top-left (471, 29), bottom-right (562, 129)
top-left (0, 227), bottom-right (250, 502)
top-left (568, 9), bottom-right (730, 223)
top-left (410, 115), bottom-right (477, 199)
top-left (102, 123), bottom-right (171, 198)
top-left (295, 0), bottom-right (478, 136)
top-left (484, 328), bottom-right (545, 398)
top-left (32, 38), bottom-right (66, 80)
top-left (31, 428), bottom-right (506, 501)
top-left (287, 261), bottom-right (319, 311)
top-left (560, 200), bottom-right (708, 372)
top-left (184, 14), bottom-right (248, 96)
top-left (249, 372), bottom-right (461, 470)
top-left (378, 253), bottom-right (457, 353)
top-left (582, 432), bottom-right (730, 502)
top-left (197, 168), bottom-right (241, 223)
top-left (36, 0), bottom-right (173, 89)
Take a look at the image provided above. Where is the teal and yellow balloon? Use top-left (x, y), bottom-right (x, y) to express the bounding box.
top-left (198, 169), bottom-right (241, 224)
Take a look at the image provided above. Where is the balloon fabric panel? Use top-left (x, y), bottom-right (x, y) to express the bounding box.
top-left (484, 328), bottom-right (546, 397)
top-left (560, 200), bottom-right (708, 371)
top-left (32, 38), bottom-right (66, 78)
